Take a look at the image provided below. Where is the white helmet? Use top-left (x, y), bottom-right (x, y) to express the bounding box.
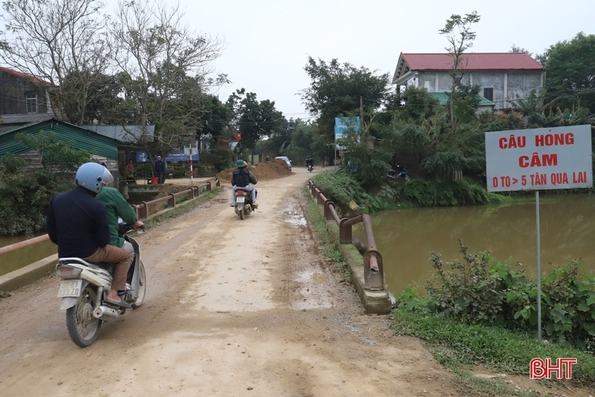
top-left (75, 162), bottom-right (106, 194)
top-left (101, 167), bottom-right (114, 186)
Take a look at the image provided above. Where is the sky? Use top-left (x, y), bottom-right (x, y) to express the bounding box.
top-left (177, 0), bottom-right (595, 120)
top-left (41, 0), bottom-right (595, 120)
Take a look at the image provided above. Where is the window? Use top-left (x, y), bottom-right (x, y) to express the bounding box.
top-left (26, 92), bottom-right (37, 113)
top-left (483, 87), bottom-right (494, 102)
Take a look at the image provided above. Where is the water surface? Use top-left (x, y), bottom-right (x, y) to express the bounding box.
top-left (0, 235), bottom-right (57, 277)
top-left (354, 194), bottom-right (595, 297)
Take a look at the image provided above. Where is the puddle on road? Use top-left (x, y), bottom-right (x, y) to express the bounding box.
top-left (283, 210), bottom-right (307, 227)
top-left (281, 194), bottom-right (335, 311)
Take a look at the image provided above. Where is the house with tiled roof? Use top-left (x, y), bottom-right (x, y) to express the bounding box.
top-left (0, 67), bottom-right (54, 114)
top-left (392, 53), bottom-right (545, 111)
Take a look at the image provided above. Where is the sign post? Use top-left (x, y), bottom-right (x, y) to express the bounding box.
top-left (334, 116), bottom-right (360, 170)
top-left (485, 125), bottom-right (592, 341)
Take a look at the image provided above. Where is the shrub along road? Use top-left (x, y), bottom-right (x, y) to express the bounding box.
top-left (0, 167), bottom-right (461, 396)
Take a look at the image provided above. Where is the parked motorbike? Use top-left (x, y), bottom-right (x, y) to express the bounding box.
top-left (233, 187), bottom-right (257, 220)
top-left (55, 223), bottom-right (147, 347)
top-left (307, 164), bottom-right (314, 172)
top-left (387, 165), bottom-right (410, 181)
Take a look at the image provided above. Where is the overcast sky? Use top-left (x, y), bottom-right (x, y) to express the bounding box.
top-left (121, 0), bottom-right (595, 119)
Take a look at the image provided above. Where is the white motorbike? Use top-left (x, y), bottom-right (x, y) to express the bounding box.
top-left (233, 187), bottom-right (256, 220)
top-left (55, 224), bottom-right (147, 347)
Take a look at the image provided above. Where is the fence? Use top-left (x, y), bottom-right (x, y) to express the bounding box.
top-left (133, 179), bottom-right (220, 219)
top-left (307, 181), bottom-right (385, 291)
top-left (0, 179), bottom-right (221, 258)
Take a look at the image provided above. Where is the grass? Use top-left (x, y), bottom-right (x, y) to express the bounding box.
top-left (392, 306), bottom-right (595, 395)
top-left (302, 186), bottom-right (351, 281)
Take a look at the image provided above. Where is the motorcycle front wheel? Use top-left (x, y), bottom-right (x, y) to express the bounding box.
top-left (131, 261), bottom-right (147, 309)
top-left (66, 286), bottom-right (102, 347)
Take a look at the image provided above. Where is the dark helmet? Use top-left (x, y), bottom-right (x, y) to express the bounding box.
top-left (236, 159), bottom-right (245, 168)
top-left (75, 162), bottom-right (107, 194)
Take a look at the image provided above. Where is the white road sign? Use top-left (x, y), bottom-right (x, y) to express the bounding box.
top-left (485, 125), bottom-right (592, 192)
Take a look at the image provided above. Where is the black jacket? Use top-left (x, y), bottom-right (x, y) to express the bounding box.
top-left (231, 168), bottom-right (257, 187)
top-left (46, 186), bottom-right (110, 258)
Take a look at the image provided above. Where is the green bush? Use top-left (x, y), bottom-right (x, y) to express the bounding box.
top-left (134, 163), bottom-right (153, 179)
top-left (0, 154), bottom-right (77, 235)
top-left (202, 145), bottom-right (234, 172)
top-left (311, 170), bottom-right (367, 209)
top-left (397, 179), bottom-right (507, 207)
top-left (423, 241), bottom-right (595, 351)
top-left (172, 164), bottom-right (186, 178)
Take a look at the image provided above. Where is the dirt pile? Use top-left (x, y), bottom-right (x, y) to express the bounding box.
top-left (215, 159), bottom-right (292, 182)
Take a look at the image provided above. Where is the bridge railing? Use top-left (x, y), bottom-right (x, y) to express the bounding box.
top-left (0, 179), bottom-right (221, 257)
top-left (133, 179), bottom-right (220, 219)
top-left (307, 181), bottom-right (384, 291)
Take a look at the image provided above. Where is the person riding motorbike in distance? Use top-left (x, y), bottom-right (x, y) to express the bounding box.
top-left (230, 159), bottom-right (258, 208)
top-left (306, 156), bottom-right (314, 169)
top-left (46, 162), bottom-right (132, 308)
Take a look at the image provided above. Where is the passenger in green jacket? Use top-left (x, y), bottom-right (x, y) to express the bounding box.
top-left (97, 167), bottom-right (144, 261)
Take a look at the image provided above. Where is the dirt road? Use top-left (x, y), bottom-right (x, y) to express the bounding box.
top-left (0, 167), bottom-right (459, 396)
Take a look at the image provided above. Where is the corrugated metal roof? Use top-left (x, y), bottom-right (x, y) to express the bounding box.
top-left (394, 52), bottom-right (544, 82)
top-left (0, 119), bottom-right (119, 159)
top-left (80, 124), bottom-right (155, 142)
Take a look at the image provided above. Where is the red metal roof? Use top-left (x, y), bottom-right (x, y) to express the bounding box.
top-left (0, 67), bottom-right (52, 87)
top-left (399, 52), bottom-right (543, 74)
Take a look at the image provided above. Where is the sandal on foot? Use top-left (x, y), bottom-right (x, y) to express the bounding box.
top-left (105, 297), bottom-right (132, 309)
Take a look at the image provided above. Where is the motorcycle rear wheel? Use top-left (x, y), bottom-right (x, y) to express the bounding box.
top-left (131, 261), bottom-right (147, 309)
top-left (239, 207), bottom-right (245, 220)
top-left (66, 286), bottom-right (102, 347)
top-left (403, 175), bottom-right (411, 181)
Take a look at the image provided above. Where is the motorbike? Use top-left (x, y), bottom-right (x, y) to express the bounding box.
top-left (307, 163), bottom-right (314, 172)
top-left (55, 223), bottom-right (147, 347)
top-left (387, 165), bottom-right (410, 181)
top-left (233, 187), bottom-right (257, 220)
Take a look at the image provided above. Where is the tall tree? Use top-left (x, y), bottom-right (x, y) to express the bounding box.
top-left (226, 89), bottom-right (286, 150)
top-left (301, 57), bottom-right (391, 142)
top-left (200, 94), bottom-right (234, 142)
top-left (111, 0), bottom-right (225, 158)
top-left (541, 32), bottom-right (595, 113)
top-left (439, 11), bottom-right (481, 128)
top-left (1, 0), bottom-right (113, 124)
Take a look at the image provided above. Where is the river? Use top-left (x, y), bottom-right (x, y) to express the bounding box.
top-left (0, 234), bottom-right (57, 277)
top-left (354, 194), bottom-right (595, 297)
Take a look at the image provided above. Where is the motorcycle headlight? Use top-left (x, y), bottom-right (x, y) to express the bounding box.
top-left (56, 265), bottom-right (82, 279)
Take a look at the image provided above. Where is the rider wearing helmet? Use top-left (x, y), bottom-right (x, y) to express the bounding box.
top-left (306, 156), bottom-right (314, 167)
top-left (46, 162), bottom-right (132, 308)
top-left (230, 159), bottom-right (258, 208)
top-left (96, 166), bottom-right (144, 260)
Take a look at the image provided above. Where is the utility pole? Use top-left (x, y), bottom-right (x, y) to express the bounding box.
top-left (360, 96), bottom-right (364, 131)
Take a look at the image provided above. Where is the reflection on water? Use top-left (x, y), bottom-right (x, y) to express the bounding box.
top-left (0, 235), bottom-right (57, 277)
top-left (354, 194), bottom-right (595, 297)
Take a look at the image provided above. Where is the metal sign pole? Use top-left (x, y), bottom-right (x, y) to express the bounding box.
top-left (189, 139), bottom-right (194, 187)
top-left (535, 190), bottom-right (542, 341)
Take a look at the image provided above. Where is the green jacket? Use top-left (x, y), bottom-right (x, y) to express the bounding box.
top-left (96, 186), bottom-right (138, 248)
